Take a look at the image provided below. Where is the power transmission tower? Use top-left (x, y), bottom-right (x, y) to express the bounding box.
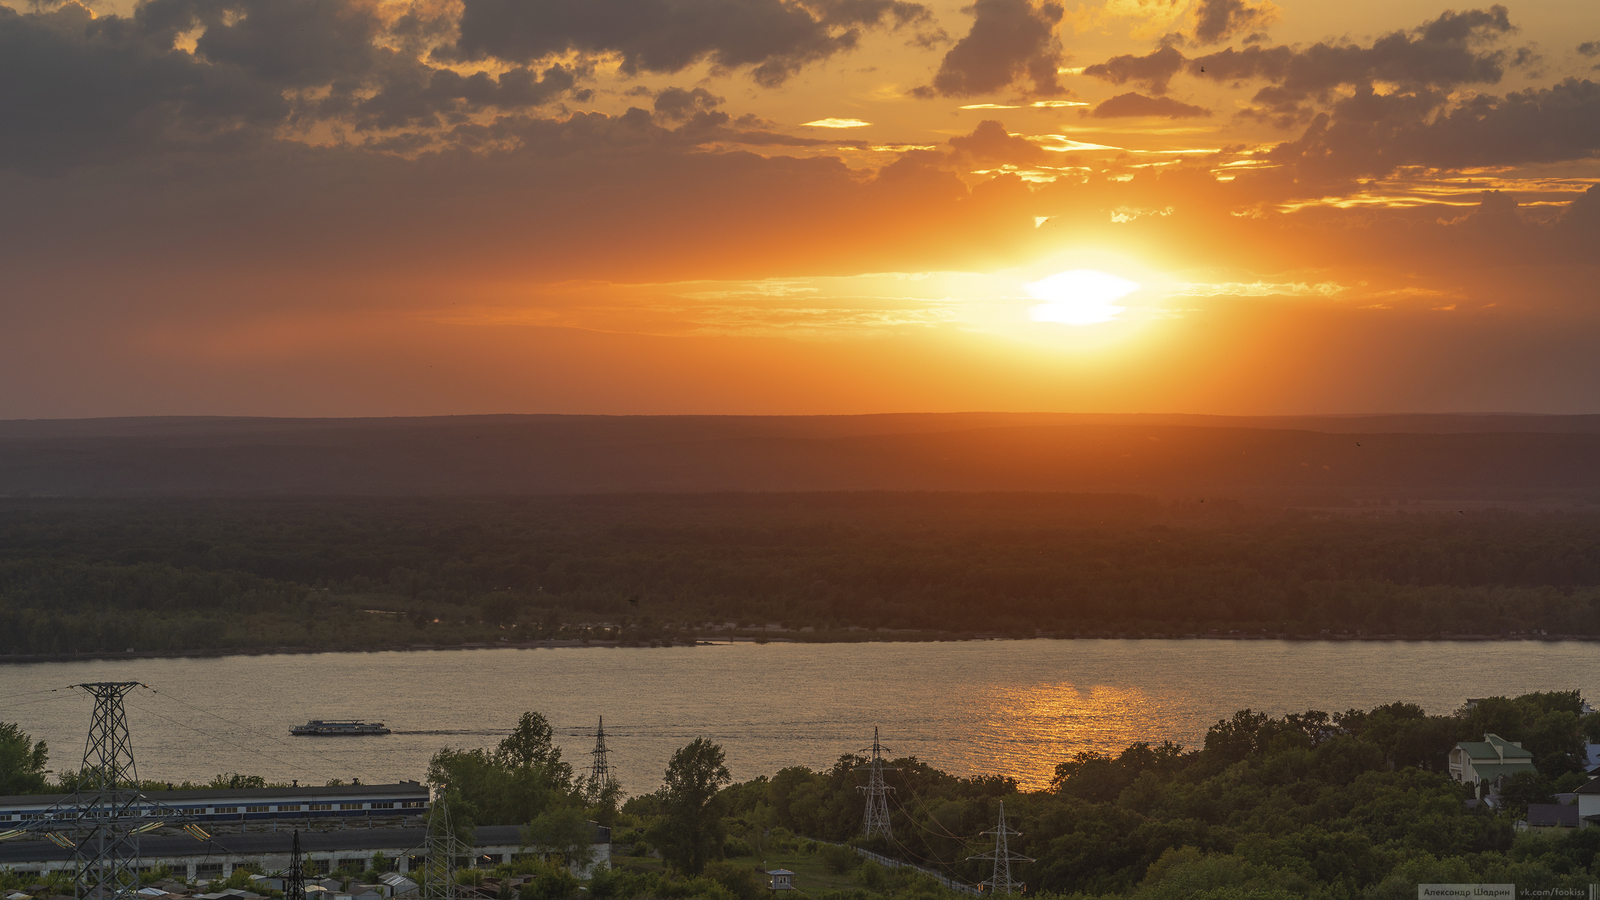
top-left (967, 801), bottom-right (1032, 896)
top-left (421, 794), bottom-right (467, 900)
top-left (856, 727), bottom-right (895, 840)
top-left (584, 717), bottom-right (618, 802)
top-left (13, 682), bottom-right (199, 900)
top-left (285, 831), bottom-right (307, 900)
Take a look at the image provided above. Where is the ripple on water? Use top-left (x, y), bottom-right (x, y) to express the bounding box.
top-left (0, 639), bottom-right (1594, 791)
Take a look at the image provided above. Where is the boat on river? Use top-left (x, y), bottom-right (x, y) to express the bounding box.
top-left (290, 719), bottom-right (391, 736)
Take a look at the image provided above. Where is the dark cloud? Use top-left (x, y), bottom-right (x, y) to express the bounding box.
top-left (0, 0), bottom-right (603, 172)
top-left (1086, 6), bottom-right (1515, 114)
top-left (1580, 41), bottom-right (1599, 58)
top-left (1195, 5), bottom-right (1515, 121)
top-left (1509, 45), bottom-right (1540, 74)
top-left (947, 119), bottom-right (1047, 163)
top-left (1081, 44), bottom-right (1185, 95)
top-left (147, 0), bottom-right (387, 87)
top-left (1268, 77), bottom-right (1600, 182)
top-left (1191, 0), bottom-right (1279, 47)
top-left (0, 1), bottom-right (285, 173)
top-left (1090, 91), bottom-right (1211, 118)
top-left (349, 64), bottom-right (589, 131)
top-left (653, 86), bottom-right (724, 122)
top-left (1562, 185), bottom-right (1600, 231)
top-left (640, 87), bottom-right (851, 145)
top-left (444, 0), bottom-right (932, 87)
top-left (917, 0), bottom-right (1066, 97)
top-left (908, 26), bottom-right (950, 49)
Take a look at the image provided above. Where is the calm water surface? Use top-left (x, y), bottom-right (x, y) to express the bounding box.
top-left (1, 640), bottom-right (1594, 791)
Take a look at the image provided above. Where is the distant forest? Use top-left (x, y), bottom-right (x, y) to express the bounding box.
top-left (4, 494), bottom-right (1600, 655)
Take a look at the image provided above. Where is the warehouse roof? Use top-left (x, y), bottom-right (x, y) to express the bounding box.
top-left (0, 783), bottom-right (426, 808)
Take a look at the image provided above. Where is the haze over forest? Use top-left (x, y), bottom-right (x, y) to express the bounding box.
top-left (4, 411), bottom-right (1600, 657)
top-left (6, 412), bottom-right (1600, 498)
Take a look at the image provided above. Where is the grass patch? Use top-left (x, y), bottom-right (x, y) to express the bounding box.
top-left (722, 850), bottom-right (863, 895)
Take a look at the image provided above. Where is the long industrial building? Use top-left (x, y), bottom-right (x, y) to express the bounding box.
top-left (0, 825), bottom-right (611, 881)
top-left (0, 784), bottom-right (430, 833)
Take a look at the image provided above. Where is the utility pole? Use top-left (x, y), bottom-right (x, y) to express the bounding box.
top-left (7, 682), bottom-right (201, 900)
top-left (857, 727), bottom-right (895, 840)
top-left (967, 801), bottom-right (1032, 896)
top-left (585, 717), bottom-right (618, 802)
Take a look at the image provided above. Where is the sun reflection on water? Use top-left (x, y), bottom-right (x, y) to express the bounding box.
top-left (975, 682), bottom-right (1194, 790)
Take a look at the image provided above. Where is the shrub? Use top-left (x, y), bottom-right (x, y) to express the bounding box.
top-left (820, 844), bottom-right (861, 875)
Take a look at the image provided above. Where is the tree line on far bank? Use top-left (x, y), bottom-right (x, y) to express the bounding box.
top-left (7, 691), bottom-right (1600, 900)
top-left (8, 497), bottom-right (1600, 655)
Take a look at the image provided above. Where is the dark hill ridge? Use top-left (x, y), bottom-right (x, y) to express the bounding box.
top-left (2, 412), bottom-right (1600, 497)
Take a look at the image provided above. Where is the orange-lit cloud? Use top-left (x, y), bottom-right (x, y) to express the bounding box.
top-left (0, 0), bottom-right (1598, 417)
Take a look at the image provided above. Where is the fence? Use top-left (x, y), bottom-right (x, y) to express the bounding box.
top-left (847, 845), bottom-right (982, 896)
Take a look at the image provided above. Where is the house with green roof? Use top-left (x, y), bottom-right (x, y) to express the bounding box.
top-left (1450, 734), bottom-right (1537, 789)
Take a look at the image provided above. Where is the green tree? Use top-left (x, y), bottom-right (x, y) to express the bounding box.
top-left (0, 722), bottom-right (48, 795)
top-left (654, 738), bottom-right (732, 876)
top-left (208, 773), bottom-right (267, 789)
top-left (523, 806), bottom-right (596, 870)
top-left (496, 713), bottom-right (570, 786)
top-left (1497, 771), bottom-right (1555, 819)
top-left (428, 711), bottom-right (576, 827)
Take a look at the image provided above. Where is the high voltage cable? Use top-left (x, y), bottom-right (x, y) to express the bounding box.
top-left (124, 697), bottom-right (338, 783)
top-left (124, 697), bottom-right (344, 784)
top-left (0, 687), bottom-right (70, 705)
top-left (150, 685), bottom-right (380, 775)
top-left (0, 694), bottom-right (81, 714)
top-left (878, 764), bottom-right (992, 888)
top-left (899, 788), bottom-right (967, 841)
top-left (886, 832), bottom-right (979, 887)
top-left (143, 687), bottom-right (361, 778)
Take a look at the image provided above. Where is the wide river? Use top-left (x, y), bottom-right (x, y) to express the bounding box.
top-left (1, 640), bottom-right (1595, 793)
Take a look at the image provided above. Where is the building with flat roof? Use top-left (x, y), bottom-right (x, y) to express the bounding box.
top-left (0, 823), bottom-right (610, 882)
top-left (0, 784), bottom-right (429, 835)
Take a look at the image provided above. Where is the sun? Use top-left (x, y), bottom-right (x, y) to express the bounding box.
top-left (1026, 270), bottom-right (1142, 326)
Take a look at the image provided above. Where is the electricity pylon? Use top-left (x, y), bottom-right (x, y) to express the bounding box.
top-left (967, 801), bottom-right (1032, 895)
top-left (584, 717), bottom-right (619, 802)
top-left (285, 831), bottom-right (307, 900)
top-left (857, 727), bottom-right (895, 840)
top-left (5, 682), bottom-right (201, 900)
top-left (421, 794), bottom-right (467, 900)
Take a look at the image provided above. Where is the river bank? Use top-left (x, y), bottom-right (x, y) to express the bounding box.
top-left (3, 628), bottom-right (1594, 666)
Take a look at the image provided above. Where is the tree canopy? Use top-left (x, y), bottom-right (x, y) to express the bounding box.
top-left (427, 711), bottom-right (578, 836)
top-left (0, 722), bottom-right (47, 795)
top-left (9, 496), bottom-right (1600, 655)
top-left (653, 738), bottom-right (733, 876)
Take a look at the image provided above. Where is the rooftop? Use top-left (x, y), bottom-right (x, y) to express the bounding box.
top-left (0, 783), bottom-right (427, 807)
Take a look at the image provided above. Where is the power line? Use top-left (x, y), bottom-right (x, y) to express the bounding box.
top-left (122, 698), bottom-right (342, 785)
top-left (139, 688), bottom-right (357, 779)
top-left (0, 694), bottom-right (81, 714)
top-left (894, 777), bottom-right (969, 843)
top-left (0, 687), bottom-right (70, 705)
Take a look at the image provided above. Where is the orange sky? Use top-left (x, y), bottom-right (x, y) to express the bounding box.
top-left (1, 0), bottom-right (1598, 417)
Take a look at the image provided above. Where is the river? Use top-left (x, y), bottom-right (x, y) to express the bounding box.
top-left (1, 640), bottom-right (1594, 792)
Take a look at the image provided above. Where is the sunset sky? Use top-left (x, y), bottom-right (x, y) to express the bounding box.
top-left (3, 0), bottom-right (1598, 418)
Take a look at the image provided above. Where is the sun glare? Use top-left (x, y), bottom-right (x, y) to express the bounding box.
top-left (1026, 270), bottom-right (1141, 326)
